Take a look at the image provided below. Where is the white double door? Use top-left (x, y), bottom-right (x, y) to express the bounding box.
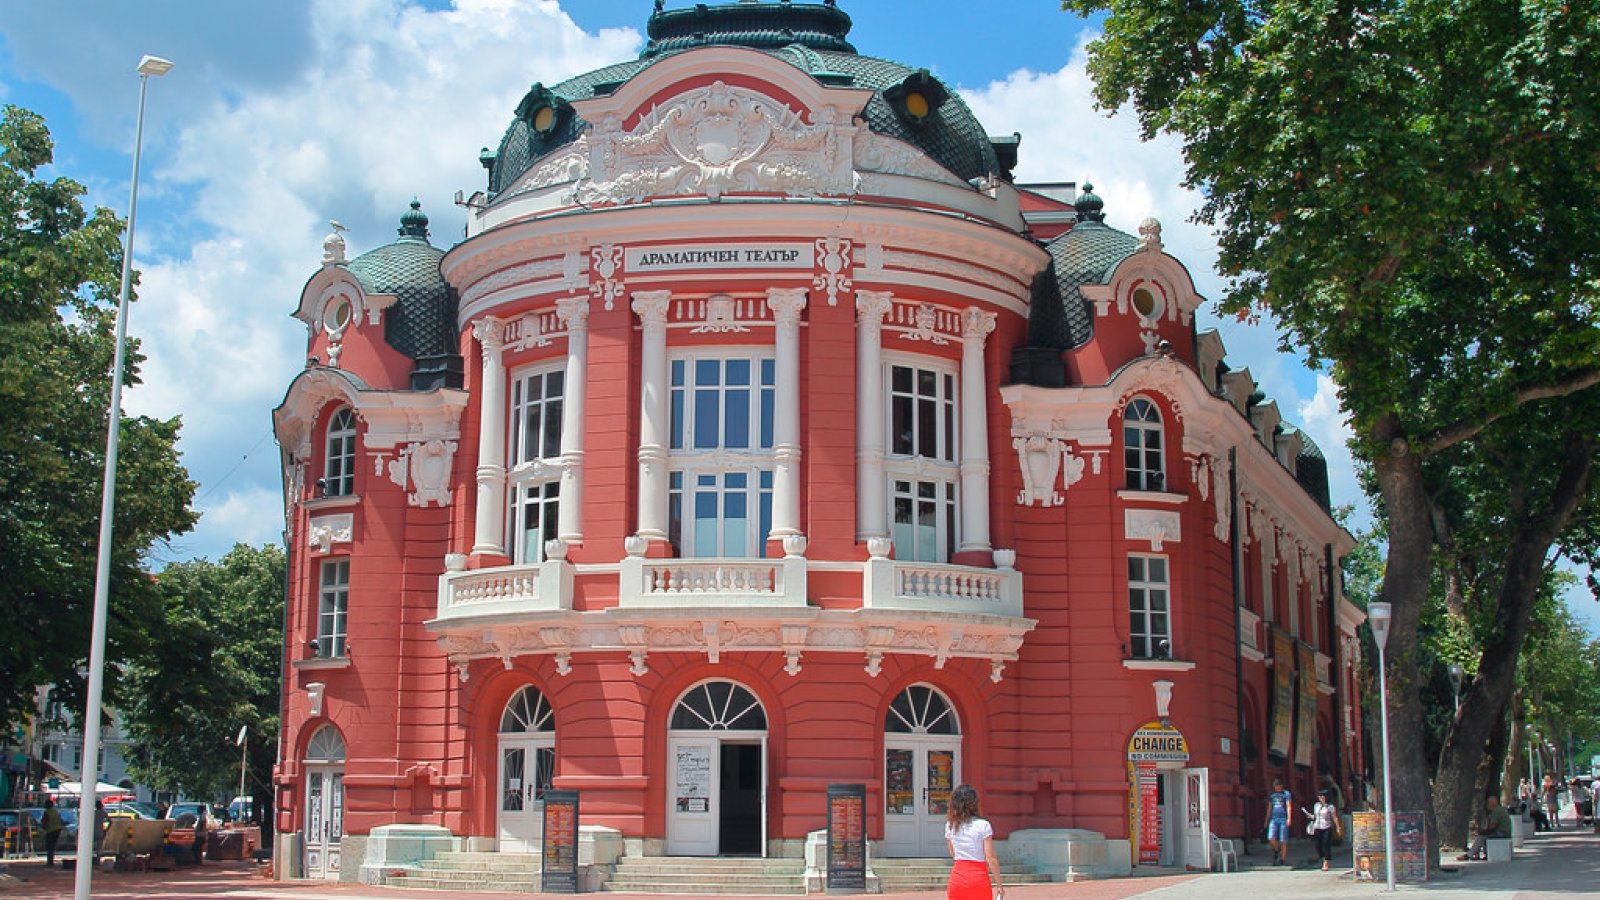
top-left (883, 737), bottom-right (959, 857)
top-left (666, 735), bottom-right (766, 856)
top-left (304, 766), bottom-right (344, 880)
top-left (498, 736), bottom-right (555, 853)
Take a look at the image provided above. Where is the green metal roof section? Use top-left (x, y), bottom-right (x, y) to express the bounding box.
top-left (346, 201), bottom-right (464, 390)
top-left (1289, 427), bottom-right (1333, 512)
top-left (486, 1), bottom-right (1000, 195)
top-left (1034, 185), bottom-right (1139, 352)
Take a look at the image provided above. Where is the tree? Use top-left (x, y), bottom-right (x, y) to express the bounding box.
top-left (1062, 0), bottom-right (1600, 860)
top-left (0, 105), bottom-right (197, 735)
top-left (122, 544), bottom-right (285, 806)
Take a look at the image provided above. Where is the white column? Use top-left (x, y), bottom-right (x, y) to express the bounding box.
top-left (767, 288), bottom-right (807, 540)
top-left (471, 316), bottom-right (507, 555)
top-left (633, 291), bottom-right (672, 543)
top-left (555, 297), bottom-right (590, 546)
top-left (959, 307), bottom-right (996, 555)
top-left (855, 291), bottom-right (894, 542)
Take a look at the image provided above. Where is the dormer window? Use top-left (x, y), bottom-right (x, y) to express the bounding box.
top-left (1123, 397), bottom-right (1165, 492)
top-left (884, 70), bottom-right (949, 127)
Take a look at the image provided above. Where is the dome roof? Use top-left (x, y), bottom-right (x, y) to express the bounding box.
top-left (485, 1), bottom-right (1001, 195)
top-left (346, 201), bottom-right (463, 390)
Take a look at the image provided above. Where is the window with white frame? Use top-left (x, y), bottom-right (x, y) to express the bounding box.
top-left (323, 408), bottom-right (357, 497)
top-left (668, 354), bottom-right (775, 557)
top-left (1123, 397), bottom-right (1165, 491)
top-left (887, 361), bottom-right (958, 562)
top-left (1128, 554), bottom-right (1171, 659)
top-left (507, 367), bottom-right (565, 563)
top-left (316, 559), bottom-right (349, 659)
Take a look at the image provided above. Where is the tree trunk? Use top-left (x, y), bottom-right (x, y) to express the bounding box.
top-left (1368, 415), bottom-right (1441, 863)
top-left (1430, 435), bottom-right (1595, 847)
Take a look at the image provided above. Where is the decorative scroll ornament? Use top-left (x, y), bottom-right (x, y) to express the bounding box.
top-left (387, 439), bottom-right (459, 507)
top-left (1014, 435), bottom-right (1069, 507)
top-left (813, 235), bottom-right (853, 306)
top-left (689, 294), bottom-right (749, 334)
top-left (902, 303), bottom-right (949, 345)
top-left (589, 244), bottom-right (625, 311)
top-left (576, 81), bottom-right (849, 205)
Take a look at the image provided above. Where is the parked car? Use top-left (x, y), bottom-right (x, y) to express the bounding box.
top-left (21, 806), bottom-right (79, 848)
top-left (226, 795), bottom-right (255, 824)
top-left (165, 802), bottom-right (215, 861)
top-left (106, 801), bottom-right (162, 820)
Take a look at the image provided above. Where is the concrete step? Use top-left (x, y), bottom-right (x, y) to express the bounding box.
top-left (604, 857), bottom-right (807, 895)
top-left (383, 873), bottom-right (541, 892)
top-left (873, 858), bottom-right (1048, 891)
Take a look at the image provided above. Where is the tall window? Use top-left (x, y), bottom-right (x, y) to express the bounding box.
top-left (507, 368), bottom-right (564, 563)
top-left (668, 354), bottom-right (775, 557)
top-left (1128, 554), bottom-right (1171, 659)
top-left (323, 408), bottom-right (357, 497)
top-left (317, 559), bottom-right (349, 659)
top-left (887, 362), bottom-right (958, 562)
top-left (1123, 397), bottom-right (1165, 491)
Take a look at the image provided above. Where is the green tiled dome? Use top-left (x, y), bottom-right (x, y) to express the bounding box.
top-left (346, 201), bottom-right (464, 390)
top-left (486, 1), bottom-right (1000, 195)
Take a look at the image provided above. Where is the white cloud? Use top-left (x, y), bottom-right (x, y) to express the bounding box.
top-left (113, 0), bottom-right (641, 561)
top-left (961, 38), bottom-right (1368, 521)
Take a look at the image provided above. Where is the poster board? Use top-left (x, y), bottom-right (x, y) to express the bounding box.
top-left (1268, 629), bottom-right (1296, 758)
top-left (1351, 810), bottom-right (1428, 883)
top-left (825, 783), bottom-right (867, 892)
top-left (541, 790), bottom-right (580, 893)
top-left (1295, 640), bottom-right (1318, 767)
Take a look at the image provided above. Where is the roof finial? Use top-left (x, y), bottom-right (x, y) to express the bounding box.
top-left (398, 198), bottom-right (430, 241)
top-left (1074, 182), bottom-right (1106, 223)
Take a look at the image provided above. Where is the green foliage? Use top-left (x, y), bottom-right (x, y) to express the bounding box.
top-left (122, 544), bottom-right (286, 801)
top-left (1519, 581), bottom-right (1600, 752)
top-left (0, 105), bottom-right (197, 734)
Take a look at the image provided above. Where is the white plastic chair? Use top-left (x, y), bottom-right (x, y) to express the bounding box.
top-left (1210, 834), bottom-right (1239, 872)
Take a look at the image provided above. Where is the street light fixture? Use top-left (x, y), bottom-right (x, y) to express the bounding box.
top-left (73, 54), bottom-right (173, 900)
top-left (1448, 663), bottom-right (1465, 715)
top-left (1369, 601), bottom-right (1396, 891)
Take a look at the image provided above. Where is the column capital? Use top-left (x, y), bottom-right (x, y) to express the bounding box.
top-left (471, 315), bottom-right (505, 352)
top-left (766, 287), bottom-right (808, 321)
top-left (962, 306), bottom-right (997, 343)
top-left (555, 297), bottom-right (591, 334)
top-left (855, 290), bottom-right (894, 324)
top-left (632, 290), bottom-right (672, 326)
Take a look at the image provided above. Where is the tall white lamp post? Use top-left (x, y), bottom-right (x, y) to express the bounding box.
top-left (1369, 601), bottom-right (1396, 891)
top-left (236, 724), bottom-right (249, 809)
top-left (73, 54), bottom-right (173, 900)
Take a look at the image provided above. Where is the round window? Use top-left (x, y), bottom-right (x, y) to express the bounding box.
top-left (903, 92), bottom-right (930, 120)
top-left (324, 297), bottom-right (352, 332)
top-left (1132, 287), bottom-right (1160, 320)
top-left (531, 105), bottom-right (557, 134)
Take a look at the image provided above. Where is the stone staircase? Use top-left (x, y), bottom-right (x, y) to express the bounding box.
top-left (872, 857), bottom-right (1051, 893)
top-left (602, 856), bottom-right (808, 895)
top-left (380, 850), bottom-right (542, 892)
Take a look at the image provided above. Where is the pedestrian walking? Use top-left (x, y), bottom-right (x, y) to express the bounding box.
top-left (41, 799), bottom-right (64, 867)
top-left (944, 784), bottom-right (1002, 900)
top-left (1542, 773), bottom-right (1561, 830)
top-left (1264, 777), bottom-right (1293, 865)
top-left (1308, 788), bottom-right (1338, 870)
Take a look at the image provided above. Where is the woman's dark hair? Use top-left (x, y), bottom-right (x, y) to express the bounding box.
top-left (946, 784), bottom-right (980, 828)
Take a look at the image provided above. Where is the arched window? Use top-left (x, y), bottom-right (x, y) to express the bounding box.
top-left (1123, 397), bottom-right (1164, 491)
top-left (670, 681), bottom-right (767, 731)
top-left (500, 686), bottom-right (556, 734)
top-left (305, 725), bottom-right (346, 763)
top-left (884, 684), bottom-right (959, 735)
top-left (324, 408), bottom-right (357, 497)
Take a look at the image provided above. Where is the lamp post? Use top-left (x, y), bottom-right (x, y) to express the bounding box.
top-left (73, 54), bottom-right (173, 900)
top-left (1369, 601), bottom-right (1396, 891)
top-left (1448, 663), bottom-right (1464, 715)
top-left (236, 724), bottom-right (249, 811)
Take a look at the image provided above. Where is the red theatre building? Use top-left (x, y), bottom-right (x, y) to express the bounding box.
top-left (271, 0), bottom-right (1366, 887)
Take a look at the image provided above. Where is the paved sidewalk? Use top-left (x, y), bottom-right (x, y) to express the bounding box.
top-left (1, 828), bottom-right (1594, 898)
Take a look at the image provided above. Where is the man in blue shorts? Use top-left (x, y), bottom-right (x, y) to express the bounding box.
top-left (1265, 778), bottom-right (1293, 865)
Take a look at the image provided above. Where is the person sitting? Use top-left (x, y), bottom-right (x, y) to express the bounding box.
top-left (1458, 795), bottom-right (1513, 860)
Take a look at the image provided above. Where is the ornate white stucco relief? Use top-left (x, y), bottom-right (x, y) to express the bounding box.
top-left (1126, 508), bottom-right (1182, 551)
top-left (1013, 435), bottom-right (1085, 507)
top-left (308, 513), bottom-right (353, 553)
top-left (813, 235), bottom-right (853, 306)
top-left (852, 132), bottom-right (967, 187)
top-left (575, 81), bottom-right (852, 205)
top-left (386, 439), bottom-right (459, 508)
top-left (1213, 457), bottom-right (1233, 542)
top-left (688, 294), bottom-right (751, 333)
top-left (462, 253), bottom-right (585, 307)
top-left (589, 243), bottom-right (625, 311)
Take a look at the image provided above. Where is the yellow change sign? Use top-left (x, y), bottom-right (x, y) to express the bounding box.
top-left (1127, 721), bottom-right (1190, 762)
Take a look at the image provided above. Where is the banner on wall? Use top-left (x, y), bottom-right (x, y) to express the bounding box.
top-left (1269, 629), bottom-right (1296, 758)
top-left (1295, 641), bottom-right (1319, 767)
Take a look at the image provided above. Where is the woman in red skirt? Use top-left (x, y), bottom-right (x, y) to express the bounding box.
top-left (945, 784), bottom-right (1003, 900)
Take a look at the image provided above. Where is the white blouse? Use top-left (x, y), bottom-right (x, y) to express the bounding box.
top-left (945, 817), bottom-right (994, 861)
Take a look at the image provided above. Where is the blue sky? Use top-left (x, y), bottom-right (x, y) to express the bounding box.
top-left (13, 0), bottom-right (1555, 630)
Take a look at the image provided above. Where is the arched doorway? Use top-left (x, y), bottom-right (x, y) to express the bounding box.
top-left (883, 684), bottom-right (960, 856)
top-left (665, 680), bottom-right (767, 856)
top-left (303, 725), bottom-right (346, 880)
top-left (497, 686), bottom-right (556, 852)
